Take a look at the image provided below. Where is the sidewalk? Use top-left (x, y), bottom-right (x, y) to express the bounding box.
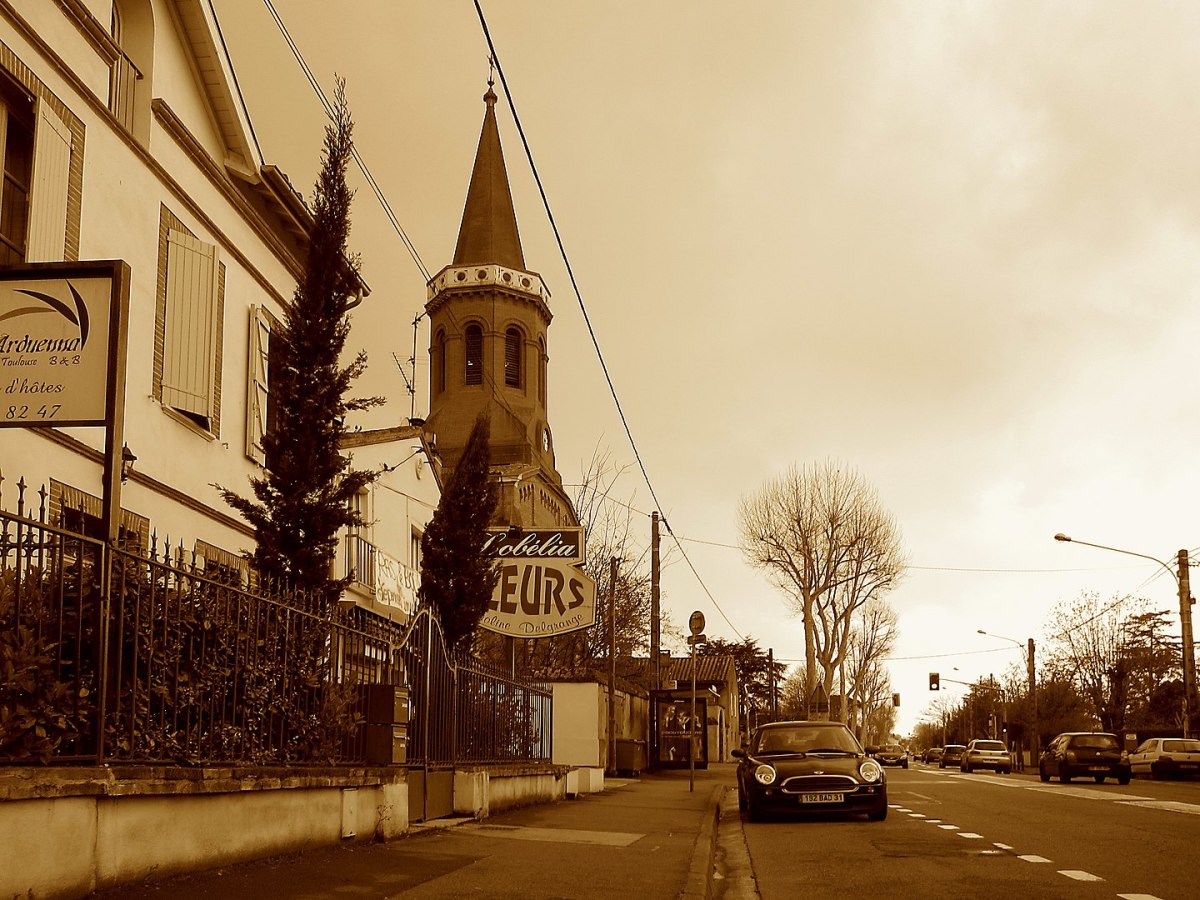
top-left (88, 764), bottom-right (733, 900)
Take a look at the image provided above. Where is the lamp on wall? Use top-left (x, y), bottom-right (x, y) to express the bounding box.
top-left (121, 443), bottom-right (137, 483)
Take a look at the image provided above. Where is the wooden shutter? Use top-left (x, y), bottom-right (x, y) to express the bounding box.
top-left (505, 328), bottom-right (521, 387)
top-left (465, 324), bottom-right (482, 385)
top-left (25, 102), bottom-right (70, 262)
top-left (162, 229), bottom-right (219, 421)
top-left (246, 305), bottom-right (271, 464)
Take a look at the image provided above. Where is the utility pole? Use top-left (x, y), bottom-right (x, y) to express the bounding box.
top-left (768, 648), bottom-right (777, 719)
top-left (608, 558), bottom-right (617, 776)
top-left (651, 512), bottom-right (660, 691)
top-left (1027, 638), bottom-right (1038, 766)
top-left (1179, 549), bottom-right (1196, 738)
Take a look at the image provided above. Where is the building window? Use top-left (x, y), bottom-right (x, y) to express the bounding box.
top-left (434, 328), bottom-right (446, 396)
top-left (109, 0), bottom-right (153, 143)
top-left (465, 323), bottom-right (483, 385)
top-left (246, 305), bottom-right (280, 466)
top-left (411, 528), bottom-right (423, 569)
top-left (50, 479), bottom-right (150, 551)
top-left (0, 74), bottom-right (71, 265)
top-left (194, 540), bottom-right (249, 587)
top-left (504, 327), bottom-right (522, 388)
top-left (155, 209), bottom-right (224, 435)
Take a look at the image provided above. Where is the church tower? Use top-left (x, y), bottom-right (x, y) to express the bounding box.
top-left (424, 83), bottom-right (576, 529)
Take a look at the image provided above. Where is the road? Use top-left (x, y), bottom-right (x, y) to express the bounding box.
top-left (724, 762), bottom-right (1200, 900)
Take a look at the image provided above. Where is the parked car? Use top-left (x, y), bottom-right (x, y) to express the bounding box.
top-left (1039, 732), bottom-right (1131, 784)
top-left (876, 744), bottom-right (909, 768)
top-left (960, 739), bottom-right (1012, 774)
top-left (733, 720), bottom-right (888, 822)
top-left (923, 747), bottom-right (943, 764)
top-left (1129, 737), bottom-right (1200, 780)
top-left (939, 744), bottom-right (967, 768)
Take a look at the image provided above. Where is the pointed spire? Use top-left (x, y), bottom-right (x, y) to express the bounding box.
top-left (453, 80), bottom-right (526, 270)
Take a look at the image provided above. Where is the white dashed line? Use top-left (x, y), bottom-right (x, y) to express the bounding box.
top-left (1117, 894), bottom-right (1166, 899)
top-left (1018, 855), bottom-right (1052, 863)
top-left (925, 819), bottom-right (942, 824)
top-left (907, 813), bottom-right (927, 818)
top-left (895, 807), bottom-right (912, 812)
top-left (993, 843), bottom-right (1013, 850)
top-left (1117, 799), bottom-right (1200, 816)
top-left (957, 832), bottom-right (984, 839)
top-left (937, 824), bottom-right (958, 830)
top-left (1059, 870), bottom-right (1104, 882)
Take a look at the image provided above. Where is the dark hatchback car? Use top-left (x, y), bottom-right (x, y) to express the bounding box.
top-left (939, 744), bottom-right (967, 768)
top-left (1039, 732), bottom-right (1131, 784)
top-left (733, 720), bottom-right (888, 822)
top-left (875, 744), bottom-right (909, 768)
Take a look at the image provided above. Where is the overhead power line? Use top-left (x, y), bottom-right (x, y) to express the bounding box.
top-left (471, 0), bottom-right (743, 640)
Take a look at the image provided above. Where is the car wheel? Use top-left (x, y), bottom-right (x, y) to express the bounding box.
top-left (1039, 764), bottom-right (1050, 783)
top-left (1001, 767), bottom-right (1011, 775)
top-left (902, 760), bottom-right (908, 769)
top-left (737, 783), bottom-right (747, 812)
top-left (1060, 768), bottom-right (1073, 783)
top-left (867, 800), bottom-right (888, 821)
top-left (746, 794), bottom-right (764, 823)
top-left (1118, 774), bottom-right (1130, 786)
top-left (1094, 775), bottom-right (1105, 784)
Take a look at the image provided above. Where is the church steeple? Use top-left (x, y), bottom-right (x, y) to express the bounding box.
top-left (424, 81), bottom-right (576, 530)
top-left (452, 82), bottom-right (525, 270)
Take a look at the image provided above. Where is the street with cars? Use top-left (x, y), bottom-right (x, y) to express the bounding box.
top-left (731, 753), bottom-right (1200, 900)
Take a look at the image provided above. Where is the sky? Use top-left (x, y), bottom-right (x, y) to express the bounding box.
top-left (208, 0), bottom-right (1200, 736)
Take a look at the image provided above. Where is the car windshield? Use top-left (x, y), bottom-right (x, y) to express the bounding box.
top-left (974, 741), bottom-right (1006, 751)
top-left (1071, 734), bottom-right (1119, 750)
top-left (945, 745), bottom-right (965, 751)
top-left (754, 725), bottom-right (860, 755)
top-left (1163, 739), bottom-right (1200, 753)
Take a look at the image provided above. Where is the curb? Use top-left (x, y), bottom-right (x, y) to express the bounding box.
top-left (680, 784), bottom-right (725, 899)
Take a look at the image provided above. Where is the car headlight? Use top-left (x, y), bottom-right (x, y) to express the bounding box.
top-left (754, 764), bottom-right (776, 785)
top-left (859, 759), bottom-right (883, 783)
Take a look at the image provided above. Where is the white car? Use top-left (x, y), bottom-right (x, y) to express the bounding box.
top-left (1130, 737), bottom-right (1200, 780)
top-left (960, 739), bottom-right (1012, 774)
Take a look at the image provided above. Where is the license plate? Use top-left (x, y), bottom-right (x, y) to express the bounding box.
top-left (800, 792), bottom-right (844, 804)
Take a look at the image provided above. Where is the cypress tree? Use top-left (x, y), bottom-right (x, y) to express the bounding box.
top-left (220, 80), bottom-right (381, 600)
top-left (420, 413), bottom-right (500, 651)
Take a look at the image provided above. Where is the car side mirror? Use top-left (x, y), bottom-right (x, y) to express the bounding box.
top-left (732, 747), bottom-right (746, 759)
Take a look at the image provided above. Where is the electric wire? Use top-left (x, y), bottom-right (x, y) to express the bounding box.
top-left (472, 0), bottom-right (744, 640)
top-left (259, 0), bottom-right (432, 283)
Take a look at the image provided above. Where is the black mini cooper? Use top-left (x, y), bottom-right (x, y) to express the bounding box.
top-left (733, 720), bottom-right (888, 822)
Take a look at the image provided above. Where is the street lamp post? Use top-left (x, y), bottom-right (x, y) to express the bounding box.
top-left (1055, 533), bottom-right (1196, 738)
top-left (978, 629), bottom-right (1038, 770)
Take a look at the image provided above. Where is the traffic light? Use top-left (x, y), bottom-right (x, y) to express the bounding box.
top-left (892, 693), bottom-right (901, 707)
top-left (929, 672), bottom-right (940, 691)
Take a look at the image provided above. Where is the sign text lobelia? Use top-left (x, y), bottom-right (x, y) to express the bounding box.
top-left (480, 528), bottom-right (597, 637)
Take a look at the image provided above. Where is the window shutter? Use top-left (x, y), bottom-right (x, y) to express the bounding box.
top-left (25, 102), bottom-right (70, 262)
top-left (465, 325), bottom-right (482, 385)
top-left (505, 328), bottom-right (521, 387)
top-left (162, 229), bottom-right (219, 421)
top-left (246, 305), bottom-right (271, 464)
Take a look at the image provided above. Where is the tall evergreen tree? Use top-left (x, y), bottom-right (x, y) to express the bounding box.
top-left (220, 80), bottom-right (380, 599)
top-left (420, 413), bottom-right (500, 651)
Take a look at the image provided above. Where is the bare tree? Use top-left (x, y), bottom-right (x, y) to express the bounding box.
top-left (738, 459), bottom-right (905, 717)
top-left (1044, 591), bottom-right (1151, 732)
top-left (844, 599), bottom-right (898, 739)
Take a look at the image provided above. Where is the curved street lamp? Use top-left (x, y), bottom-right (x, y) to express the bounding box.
top-left (978, 629), bottom-right (1038, 766)
top-left (1054, 533), bottom-right (1196, 738)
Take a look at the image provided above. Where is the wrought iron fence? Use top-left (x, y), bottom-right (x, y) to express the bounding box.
top-left (1, 477), bottom-right (552, 769)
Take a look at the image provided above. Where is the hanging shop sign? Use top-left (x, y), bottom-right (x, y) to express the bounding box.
top-left (480, 558), bottom-right (597, 638)
top-left (482, 527), bottom-right (584, 564)
top-left (372, 550), bottom-right (420, 624)
top-left (0, 262), bottom-right (127, 427)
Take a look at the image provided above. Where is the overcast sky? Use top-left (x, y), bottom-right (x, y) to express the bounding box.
top-left (210, 1), bottom-right (1200, 735)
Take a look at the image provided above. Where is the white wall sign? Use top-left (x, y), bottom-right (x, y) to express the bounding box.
top-left (480, 559), bottom-right (598, 638)
top-left (0, 267), bottom-right (119, 427)
top-left (372, 550), bottom-right (420, 624)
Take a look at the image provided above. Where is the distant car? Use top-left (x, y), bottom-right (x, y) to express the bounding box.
top-left (960, 739), bottom-right (1011, 774)
top-left (1129, 737), bottom-right (1200, 780)
top-left (733, 720), bottom-right (888, 822)
top-left (1039, 732), bottom-right (1131, 784)
top-left (939, 744), bottom-right (967, 768)
top-left (876, 744), bottom-right (909, 768)
top-left (924, 747), bottom-right (943, 764)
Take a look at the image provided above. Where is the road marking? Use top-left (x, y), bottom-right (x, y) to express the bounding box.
top-left (1059, 870), bottom-right (1104, 882)
top-left (1018, 855), bottom-right (1052, 863)
top-left (957, 832), bottom-right (984, 839)
top-left (460, 824), bottom-right (643, 847)
top-left (925, 819), bottom-right (942, 824)
top-left (1117, 799), bottom-right (1200, 816)
top-left (1028, 786), bottom-right (1153, 802)
top-left (895, 807), bottom-right (912, 812)
top-left (937, 824), bottom-right (958, 830)
top-left (907, 813), bottom-right (927, 818)
top-left (1117, 894), bottom-right (1165, 899)
top-left (993, 843), bottom-right (1013, 850)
